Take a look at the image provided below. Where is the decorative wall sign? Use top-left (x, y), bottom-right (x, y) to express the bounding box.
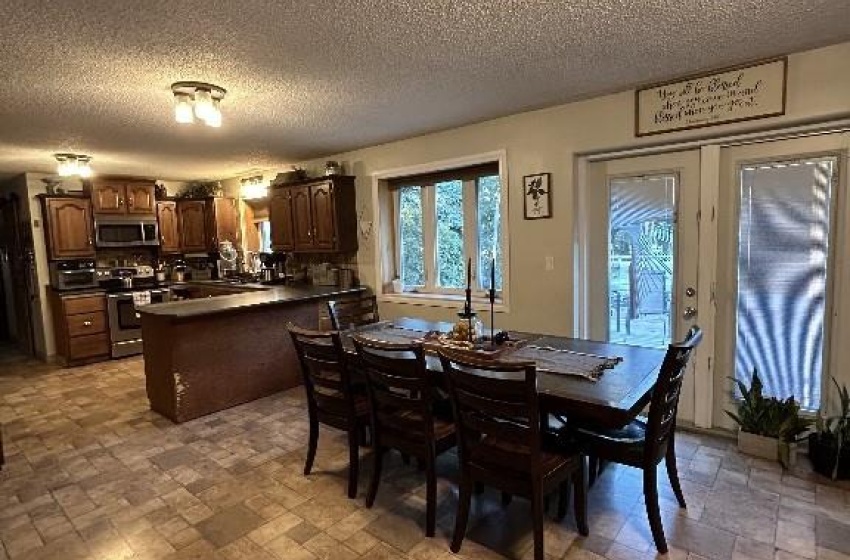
top-left (523, 173), bottom-right (551, 219)
top-left (635, 58), bottom-right (787, 136)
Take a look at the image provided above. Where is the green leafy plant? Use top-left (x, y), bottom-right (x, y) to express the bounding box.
top-left (726, 369), bottom-right (812, 442)
top-left (812, 377), bottom-right (850, 479)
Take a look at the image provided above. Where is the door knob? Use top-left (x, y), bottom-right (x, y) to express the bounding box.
top-left (683, 306), bottom-right (698, 320)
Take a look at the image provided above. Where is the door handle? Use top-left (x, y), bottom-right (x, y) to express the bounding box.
top-left (683, 306), bottom-right (698, 320)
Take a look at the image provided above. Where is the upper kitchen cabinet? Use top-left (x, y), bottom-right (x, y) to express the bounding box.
top-left (157, 201), bottom-right (181, 253)
top-left (177, 197), bottom-right (239, 253)
top-left (39, 196), bottom-right (95, 259)
top-left (88, 179), bottom-right (156, 215)
top-left (269, 175), bottom-right (357, 253)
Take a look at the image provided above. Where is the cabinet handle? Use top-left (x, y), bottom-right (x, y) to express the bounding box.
top-left (88, 237), bottom-right (93, 246)
top-left (128, 198), bottom-right (134, 208)
top-left (82, 320), bottom-right (92, 327)
top-left (118, 197), bottom-right (124, 207)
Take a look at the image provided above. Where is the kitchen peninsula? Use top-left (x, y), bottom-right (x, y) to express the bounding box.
top-left (139, 283), bottom-right (364, 422)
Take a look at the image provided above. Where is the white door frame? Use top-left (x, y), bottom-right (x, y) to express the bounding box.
top-left (574, 119), bottom-right (850, 429)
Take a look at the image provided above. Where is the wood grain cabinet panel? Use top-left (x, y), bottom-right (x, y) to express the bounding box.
top-left (43, 198), bottom-right (95, 259)
top-left (269, 188), bottom-right (295, 251)
top-left (267, 175), bottom-right (357, 253)
top-left (210, 197), bottom-right (239, 247)
top-left (67, 312), bottom-right (107, 337)
top-left (126, 183), bottom-right (156, 214)
top-left (157, 201), bottom-right (181, 253)
top-left (90, 182), bottom-right (125, 214)
top-left (49, 291), bottom-right (109, 366)
top-left (178, 200), bottom-right (208, 252)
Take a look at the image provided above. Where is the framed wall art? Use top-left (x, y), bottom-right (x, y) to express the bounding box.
top-left (635, 57), bottom-right (787, 136)
top-left (523, 172), bottom-right (551, 219)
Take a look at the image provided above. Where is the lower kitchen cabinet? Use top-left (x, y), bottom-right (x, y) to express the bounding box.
top-left (50, 290), bottom-right (110, 366)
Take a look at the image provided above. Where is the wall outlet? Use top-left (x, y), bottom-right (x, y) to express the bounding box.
top-left (545, 256), bottom-right (554, 271)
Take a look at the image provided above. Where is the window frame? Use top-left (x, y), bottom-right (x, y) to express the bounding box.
top-left (372, 151), bottom-right (510, 310)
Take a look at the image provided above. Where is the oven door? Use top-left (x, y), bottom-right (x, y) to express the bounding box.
top-left (108, 290), bottom-right (170, 342)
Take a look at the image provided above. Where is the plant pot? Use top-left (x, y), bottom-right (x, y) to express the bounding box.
top-left (808, 433), bottom-right (850, 480)
top-left (737, 430), bottom-right (779, 461)
top-left (778, 441), bottom-right (798, 470)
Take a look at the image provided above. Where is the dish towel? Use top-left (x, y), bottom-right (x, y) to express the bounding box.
top-left (133, 291), bottom-right (151, 307)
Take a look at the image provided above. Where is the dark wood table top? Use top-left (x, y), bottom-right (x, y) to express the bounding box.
top-left (342, 317), bottom-right (666, 429)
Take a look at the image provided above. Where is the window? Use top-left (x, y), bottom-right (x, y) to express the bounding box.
top-left (257, 219), bottom-right (272, 253)
top-left (735, 156), bottom-right (837, 410)
top-left (393, 163), bottom-right (503, 295)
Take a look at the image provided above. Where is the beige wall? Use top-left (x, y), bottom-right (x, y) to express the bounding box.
top-left (285, 42), bottom-right (850, 336)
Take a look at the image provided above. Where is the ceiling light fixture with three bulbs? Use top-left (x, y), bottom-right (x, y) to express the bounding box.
top-left (54, 154), bottom-right (93, 178)
top-left (171, 81), bottom-right (227, 127)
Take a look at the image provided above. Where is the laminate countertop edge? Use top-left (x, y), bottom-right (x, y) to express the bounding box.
top-left (138, 286), bottom-right (366, 320)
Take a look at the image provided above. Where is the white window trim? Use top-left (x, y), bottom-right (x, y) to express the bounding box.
top-left (372, 150), bottom-right (510, 311)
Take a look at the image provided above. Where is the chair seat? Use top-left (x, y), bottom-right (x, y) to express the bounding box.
top-left (575, 417), bottom-right (647, 444)
top-left (386, 409), bottom-right (456, 441)
top-left (472, 434), bottom-right (578, 479)
top-left (569, 418), bottom-right (648, 467)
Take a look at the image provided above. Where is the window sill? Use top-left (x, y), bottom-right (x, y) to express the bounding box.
top-left (378, 291), bottom-right (509, 313)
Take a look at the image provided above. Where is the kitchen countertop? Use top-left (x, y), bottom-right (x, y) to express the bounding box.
top-left (139, 284), bottom-right (366, 319)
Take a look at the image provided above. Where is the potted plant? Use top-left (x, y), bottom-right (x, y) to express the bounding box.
top-left (726, 369), bottom-right (811, 467)
top-left (809, 378), bottom-right (850, 480)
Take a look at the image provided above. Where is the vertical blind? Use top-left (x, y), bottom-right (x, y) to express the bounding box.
top-left (735, 157), bottom-right (837, 410)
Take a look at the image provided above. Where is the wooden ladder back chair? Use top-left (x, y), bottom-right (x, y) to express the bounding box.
top-left (327, 295), bottom-right (379, 331)
top-left (572, 326), bottom-right (702, 554)
top-left (287, 322), bottom-right (369, 499)
top-left (352, 335), bottom-right (456, 537)
top-left (439, 347), bottom-right (588, 560)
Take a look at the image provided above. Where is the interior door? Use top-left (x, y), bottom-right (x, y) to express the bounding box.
top-left (714, 134), bottom-right (849, 426)
top-left (586, 150), bottom-right (701, 421)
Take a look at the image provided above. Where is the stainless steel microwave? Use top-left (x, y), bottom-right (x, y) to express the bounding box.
top-left (94, 216), bottom-right (159, 248)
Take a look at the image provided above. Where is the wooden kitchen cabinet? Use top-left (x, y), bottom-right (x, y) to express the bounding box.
top-left (49, 290), bottom-right (109, 366)
top-left (157, 201), bottom-right (181, 253)
top-left (269, 175), bottom-right (357, 253)
top-left (178, 200), bottom-right (208, 252)
top-left (40, 196), bottom-right (95, 259)
top-left (177, 197), bottom-right (238, 253)
top-left (88, 179), bottom-right (156, 215)
top-left (269, 188), bottom-right (295, 251)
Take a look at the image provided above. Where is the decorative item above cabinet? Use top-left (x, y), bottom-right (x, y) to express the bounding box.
top-left (269, 175), bottom-right (357, 253)
top-left (86, 178), bottom-right (156, 215)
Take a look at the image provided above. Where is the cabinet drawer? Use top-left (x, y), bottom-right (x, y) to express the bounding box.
top-left (64, 295), bottom-right (106, 316)
top-left (67, 312), bottom-right (107, 337)
top-left (68, 333), bottom-right (109, 360)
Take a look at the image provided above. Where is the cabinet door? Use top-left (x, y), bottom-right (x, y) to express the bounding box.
top-left (126, 183), bottom-right (156, 214)
top-left (290, 185), bottom-right (314, 249)
top-left (46, 198), bottom-right (95, 258)
top-left (269, 188), bottom-right (295, 251)
top-left (91, 182), bottom-right (125, 214)
top-left (211, 198), bottom-right (239, 247)
top-left (311, 182), bottom-right (337, 250)
top-left (178, 200), bottom-right (208, 252)
top-left (157, 201), bottom-right (181, 253)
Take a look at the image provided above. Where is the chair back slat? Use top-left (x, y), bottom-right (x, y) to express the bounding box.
top-left (287, 323), bottom-right (357, 420)
top-left (352, 336), bottom-right (435, 440)
top-left (645, 327), bottom-right (703, 461)
top-left (328, 296), bottom-right (380, 331)
top-left (439, 347), bottom-right (542, 475)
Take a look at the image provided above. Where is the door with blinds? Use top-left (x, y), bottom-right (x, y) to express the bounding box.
top-left (714, 135), bottom-right (849, 425)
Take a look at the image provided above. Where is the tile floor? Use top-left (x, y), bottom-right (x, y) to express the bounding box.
top-left (0, 348), bottom-right (849, 560)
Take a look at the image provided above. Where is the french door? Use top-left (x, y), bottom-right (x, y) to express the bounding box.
top-left (714, 135), bottom-right (848, 426)
top-left (585, 150), bottom-right (702, 422)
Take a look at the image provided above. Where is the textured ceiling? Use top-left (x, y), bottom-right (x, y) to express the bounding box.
top-left (0, 0), bottom-right (848, 181)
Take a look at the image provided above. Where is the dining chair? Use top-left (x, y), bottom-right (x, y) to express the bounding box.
top-left (352, 335), bottom-right (456, 537)
top-left (287, 323), bottom-right (370, 499)
top-left (567, 326), bottom-right (703, 554)
top-left (438, 347), bottom-right (588, 560)
top-left (327, 295), bottom-right (379, 331)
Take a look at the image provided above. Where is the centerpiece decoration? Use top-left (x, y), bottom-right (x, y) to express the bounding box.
top-left (452, 258), bottom-right (482, 344)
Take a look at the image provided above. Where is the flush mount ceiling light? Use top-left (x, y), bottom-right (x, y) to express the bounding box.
top-left (240, 175), bottom-right (268, 199)
top-left (55, 153), bottom-right (93, 178)
top-left (171, 81), bottom-right (226, 127)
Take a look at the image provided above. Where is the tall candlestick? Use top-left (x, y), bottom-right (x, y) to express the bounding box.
top-left (490, 258), bottom-right (496, 299)
top-left (466, 257), bottom-right (471, 291)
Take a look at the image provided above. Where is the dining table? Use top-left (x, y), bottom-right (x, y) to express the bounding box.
top-left (341, 317), bottom-right (668, 429)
